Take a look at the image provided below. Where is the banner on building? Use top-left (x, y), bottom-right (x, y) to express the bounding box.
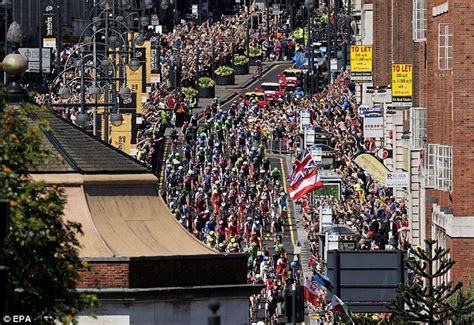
top-left (110, 113), bottom-right (132, 155)
top-left (353, 153), bottom-right (390, 184)
top-left (350, 45), bottom-right (372, 82)
top-left (150, 35), bottom-right (161, 83)
top-left (392, 64), bottom-right (413, 107)
top-left (363, 116), bottom-right (384, 139)
top-left (385, 172), bottom-right (409, 188)
top-left (42, 1), bottom-right (57, 48)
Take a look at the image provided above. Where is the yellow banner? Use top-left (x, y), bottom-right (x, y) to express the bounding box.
top-left (110, 113), bottom-right (132, 155)
top-left (126, 65), bottom-right (143, 114)
top-left (392, 64), bottom-right (413, 104)
top-left (353, 153), bottom-right (390, 184)
top-left (350, 45), bottom-right (372, 82)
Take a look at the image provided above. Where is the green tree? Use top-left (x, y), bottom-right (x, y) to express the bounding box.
top-left (449, 281), bottom-right (474, 324)
top-left (0, 88), bottom-right (96, 324)
top-left (389, 239), bottom-right (474, 324)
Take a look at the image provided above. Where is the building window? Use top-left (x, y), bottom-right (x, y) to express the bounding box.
top-left (426, 144), bottom-right (452, 191)
top-left (436, 145), bottom-right (452, 191)
top-left (438, 23), bottom-right (453, 70)
top-left (413, 0), bottom-right (427, 41)
top-left (411, 107), bottom-right (427, 150)
top-left (426, 144), bottom-right (436, 188)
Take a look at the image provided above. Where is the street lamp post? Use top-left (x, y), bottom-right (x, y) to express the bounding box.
top-left (50, 0), bottom-right (151, 143)
top-left (2, 22), bottom-right (27, 104)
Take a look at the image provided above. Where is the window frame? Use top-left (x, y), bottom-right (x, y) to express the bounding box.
top-left (413, 0), bottom-right (427, 41)
top-left (410, 107), bottom-right (427, 150)
top-left (438, 23), bottom-right (453, 70)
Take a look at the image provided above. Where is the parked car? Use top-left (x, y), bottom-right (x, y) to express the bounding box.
top-left (256, 82), bottom-right (285, 102)
top-left (278, 68), bottom-right (303, 90)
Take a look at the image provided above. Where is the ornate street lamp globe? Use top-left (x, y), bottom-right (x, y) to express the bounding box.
top-left (144, 0), bottom-right (154, 10)
top-left (134, 34), bottom-right (145, 46)
top-left (83, 35), bottom-right (92, 44)
top-left (120, 0), bottom-right (130, 9)
top-left (140, 16), bottom-right (149, 27)
top-left (88, 85), bottom-right (103, 98)
top-left (110, 113), bottom-right (123, 127)
top-left (128, 58), bottom-right (140, 71)
top-left (58, 86), bottom-right (72, 99)
top-left (119, 86), bottom-right (131, 100)
top-left (2, 53), bottom-right (27, 77)
top-left (116, 15), bottom-right (125, 24)
top-left (100, 59), bottom-right (111, 68)
top-left (76, 113), bottom-right (90, 127)
top-left (161, 0), bottom-right (170, 10)
top-left (108, 35), bottom-right (119, 48)
top-left (92, 16), bottom-right (101, 27)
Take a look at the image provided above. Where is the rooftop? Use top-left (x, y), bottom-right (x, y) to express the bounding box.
top-left (30, 111), bottom-right (149, 174)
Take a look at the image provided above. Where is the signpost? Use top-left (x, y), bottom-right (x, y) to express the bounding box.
top-left (392, 63), bottom-right (413, 107)
top-left (310, 146), bottom-right (322, 164)
top-left (18, 48), bottom-right (51, 73)
top-left (299, 110), bottom-right (311, 131)
top-left (304, 128), bottom-right (315, 146)
top-left (350, 45), bottom-right (373, 82)
top-left (319, 205), bottom-right (333, 233)
top-left (330, 58), bottom-right (338, 73)
top-left (363, 115), bottom-right (384, 139)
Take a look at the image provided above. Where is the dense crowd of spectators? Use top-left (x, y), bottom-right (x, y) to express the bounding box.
top-left (30, 3), bottom-right (411, 322)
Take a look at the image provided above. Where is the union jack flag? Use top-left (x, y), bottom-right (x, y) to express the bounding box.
top-left (288, 148), bottom-right (316, 186)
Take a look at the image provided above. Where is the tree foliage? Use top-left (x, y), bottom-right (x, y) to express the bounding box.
top-left (0, 87), bottom-right (96, 323)
top-left (389, 239), bottom-right (474, 324)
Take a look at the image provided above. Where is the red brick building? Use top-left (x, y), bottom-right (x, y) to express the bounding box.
top-left (372, 0), bottom-right (474, 283)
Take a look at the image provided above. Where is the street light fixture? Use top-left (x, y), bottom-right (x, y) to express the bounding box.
top-left (161, 0), bottom-right (170, 10)
top-left (128, 57), bottom-right (140, 71)
top-left (119, 86), bottom-right (131, 100)
top-left (108, 35), bottom-right (119, 48)
top-left (140, 16), bottom-right (149, 27)
top-left (144, 0), bottom-right (154, 10)
top-left (110, 113), bottom-right (124, 127)
top-left (59, 86), bottom-right (72, 99)
top-left (76, 112), bottom-right (90, 127)
top-left (88, 85), bottom-right (103, 98)
top-left (92, 16), bottom-right (102, 27)
top-left (134, 34), bottom-right (145, 46)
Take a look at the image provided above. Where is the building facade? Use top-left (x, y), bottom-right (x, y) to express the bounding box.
top-left (371, 0), bottom-right (474, 282)
top-left (10, 0), bottom-right (88, 47)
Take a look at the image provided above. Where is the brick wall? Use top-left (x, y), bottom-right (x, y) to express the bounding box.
top-left (373, 0), bottom-right (415, 85)
top-left (451, 1), bottom-right (474, 216)
top-left (447, 237), bottom-right (474, 283)
top-left (78, 262), bottom-right (129, 288)
top-left (373, 0), bottom-right (391, 86)
top-left (77, 254), bottom-right (249, 289)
